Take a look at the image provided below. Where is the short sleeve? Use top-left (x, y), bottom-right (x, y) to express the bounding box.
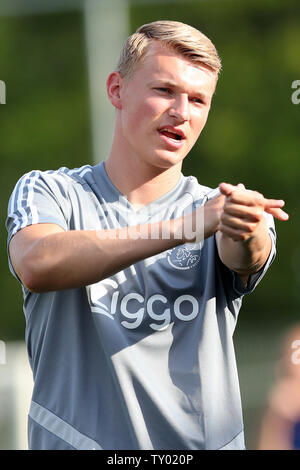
top-left (6, 170), bottom-right (70, 279)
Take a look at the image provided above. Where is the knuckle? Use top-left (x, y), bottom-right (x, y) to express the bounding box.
top-left (230, 192), bottom-right (239, 203)
top-left (253, 207), bottom-right (263, 221)
top-left (244, 223), bottom-right (252, 233)
top-left (239, 232), bottom-right (249, 241)
top-left (252, 189), bottom-right (263, 198)
top-left (248, 221), bottom-right (258, 232)
top-left (254, 193), bottom-right (264, 204)
top-left (241, 233), bottom-right (249, 241)
top-left (220, 212), bottom-right (229, 224)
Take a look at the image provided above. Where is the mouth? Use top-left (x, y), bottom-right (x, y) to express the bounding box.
top-left (158, 127), bottom-right (186, 142)
top-left (157, 127), bottom-right (186, 149)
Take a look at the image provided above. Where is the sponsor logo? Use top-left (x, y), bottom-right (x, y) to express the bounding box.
top-left (88, 280), bottom-right (200, 331)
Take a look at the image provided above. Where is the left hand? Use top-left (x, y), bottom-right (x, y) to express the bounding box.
top-left (218, 182), bottom-right (289, 242)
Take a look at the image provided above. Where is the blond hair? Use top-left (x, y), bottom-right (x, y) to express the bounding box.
top-left (116, 20), bottom-right (222, 79)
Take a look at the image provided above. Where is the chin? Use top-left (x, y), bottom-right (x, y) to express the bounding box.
top-left (151, 150), bottom-right (186, 169)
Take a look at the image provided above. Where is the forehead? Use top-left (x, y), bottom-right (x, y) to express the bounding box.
top-left (133, 42), bottom-right (217, 92)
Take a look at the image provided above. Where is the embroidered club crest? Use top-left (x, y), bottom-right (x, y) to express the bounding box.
top-left (167, 242), bottom-right (202, 270)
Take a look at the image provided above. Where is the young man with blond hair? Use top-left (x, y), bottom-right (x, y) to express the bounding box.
top-left (7, 20), bottom-right (288, 450)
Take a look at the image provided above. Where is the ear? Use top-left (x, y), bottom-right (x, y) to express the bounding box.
top-left (106, 71), bottom-right (123, 110)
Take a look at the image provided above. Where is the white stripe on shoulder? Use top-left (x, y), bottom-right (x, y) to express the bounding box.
top-left (26, 171), bottom-right (40, 227)
top-left (62, 165), bottom-right (92, 177)
top-left (9, 171), bottom-right (41, 235)
top-left (20, 171), bottom-right (41, 230)
top-left (78, 166), bottom-right (93, 178)
top-left (7, 178), bottom-right (24, 234)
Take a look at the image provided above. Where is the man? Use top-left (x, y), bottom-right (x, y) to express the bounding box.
top-left (6, 21), bottom-right (288, 450)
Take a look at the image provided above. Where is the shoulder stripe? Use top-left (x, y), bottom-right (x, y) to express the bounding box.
top-left (8, 171), bottom-right (41, 235)
top-left (58, 165), bottom-right (92, 177)
top-left (78, 166), bottom-right (93, 178)
top-left (68, 166), bottom-right (93, 179)
top-left (23, 171), bottom-right (40, 228)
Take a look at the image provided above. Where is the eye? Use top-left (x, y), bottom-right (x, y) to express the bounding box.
top-left (155, 87), bottom-right (172, 95)
top-left (190, 97), bottom-right (204, 105)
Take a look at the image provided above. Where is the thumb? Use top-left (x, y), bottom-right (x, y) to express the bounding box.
top-left (219, 182), bottom-right (240, 197)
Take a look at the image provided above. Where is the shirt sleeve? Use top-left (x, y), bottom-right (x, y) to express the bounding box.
top-left (6, 170), bottom-right (70, 279)
top-left (216, 211), bottom-right (277, 298)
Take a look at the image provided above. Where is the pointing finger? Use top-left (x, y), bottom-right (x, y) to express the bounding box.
top-left (263, 198), bottom-right (285, 209)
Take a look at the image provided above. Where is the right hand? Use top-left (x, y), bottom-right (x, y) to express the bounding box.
top-left (181, 194), bottom-right (225, 244)
top-left (203, 193), bottom-right (226, 239)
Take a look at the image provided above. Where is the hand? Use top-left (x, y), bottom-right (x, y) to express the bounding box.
top-left (218, 183), bottom-right (289, 242)
top-left (202, 191), bottom-right (226, 239)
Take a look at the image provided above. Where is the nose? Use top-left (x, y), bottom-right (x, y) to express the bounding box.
top-left (168, 94), bottom-right (190, 122)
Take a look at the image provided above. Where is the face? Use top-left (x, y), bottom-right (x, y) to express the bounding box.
top-left (112, 42), bottom-right (217, 171)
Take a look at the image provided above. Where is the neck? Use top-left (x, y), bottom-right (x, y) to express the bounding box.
top-left (104, 137), bottom-right (182, 207)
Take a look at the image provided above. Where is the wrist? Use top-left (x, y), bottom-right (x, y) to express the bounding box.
top-left (179, 207), bottom-right (205, 244)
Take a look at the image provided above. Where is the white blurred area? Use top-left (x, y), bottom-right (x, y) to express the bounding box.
top-left (0, 342), bottom-right (33, 450)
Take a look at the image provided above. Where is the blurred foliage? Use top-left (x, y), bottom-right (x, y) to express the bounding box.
top-left (0, 0), bottom-right (299, 340)
top-left (0, 11), bottom-right (92, 339)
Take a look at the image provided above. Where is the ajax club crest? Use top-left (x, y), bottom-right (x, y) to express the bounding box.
top-left (167, 242), bottom-right (202, 270)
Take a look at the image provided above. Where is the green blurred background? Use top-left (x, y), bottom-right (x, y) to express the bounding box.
top-left (0, 0), bottom-right (299, 450)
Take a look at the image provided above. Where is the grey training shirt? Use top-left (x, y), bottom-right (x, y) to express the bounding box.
top-left (6, 162), bottom-right (276, 450)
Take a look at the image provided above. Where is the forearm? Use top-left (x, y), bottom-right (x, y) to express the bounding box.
top-left (216, 216), bottom-right (272, 277)
top-left (21, 219), bottom-right (185, 293)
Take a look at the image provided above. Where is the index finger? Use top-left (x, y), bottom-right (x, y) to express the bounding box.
top-left (227, 189), bottom-right (265, 207)
top-left (263, 198), bottom-right (285, 209)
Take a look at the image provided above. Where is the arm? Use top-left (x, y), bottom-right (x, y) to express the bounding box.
top-left (9, 221), bottom-right (181, 293)
top-left (9, 181), bottom-right (286, 293)
top-left (9, 200), bottom-right (222, 293)
top-left (216, 183), bottom-right (289, 284)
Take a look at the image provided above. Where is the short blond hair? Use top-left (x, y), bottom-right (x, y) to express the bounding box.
top-left (116, 20), bottom-right (222, 79)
